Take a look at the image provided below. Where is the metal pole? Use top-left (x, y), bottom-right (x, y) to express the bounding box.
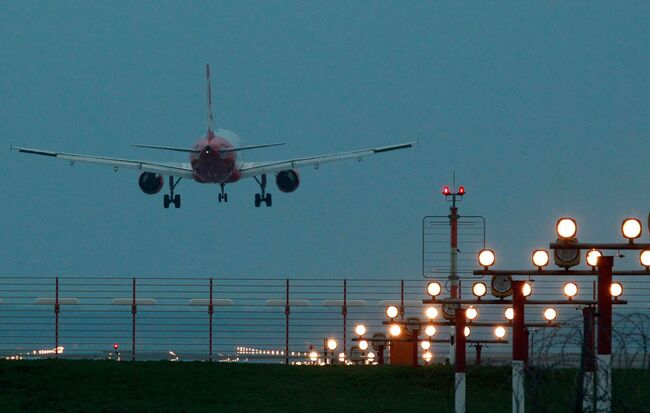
top-left (455, 308), bottom-right (466, 413)
top-left (400, 279), bottom-right (404, 320)
top-left (475, 343), bottom-right (482, 366)
top-left (55, 277), bottom-right (59, 358)
top-left (342, 279), bottom-right (347, 358)
top-left (450, 203), bottom-right (459, 365)
top-left (596, 256), bottom-right (613, 413)
top-left (284, 279), bottom-right (290, 365)
top-left (512, 281), bottom-right (526, 413)
top-left (582, 306), bottom-right (596, 413)
top-left (209, 278), bottom-right (213, 362)
top-left (132, 277), bottom-right (136, 362)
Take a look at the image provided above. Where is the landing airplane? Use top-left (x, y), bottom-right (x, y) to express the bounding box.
top-left (12, 65), bottom-right (415, 208)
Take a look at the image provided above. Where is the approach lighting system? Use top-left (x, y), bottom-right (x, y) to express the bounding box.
top-left (355, 324), bottom-right (367, 336)
top-left (405, 317), bottom-right (421, 335)
top-left (309, 351), bottom-right (318, 362)
top-left (522, 282), bottom-right (532, 297)
top-left (427, 282), bottom-right (442, 297)
top-left (622, 218), bottom-right (642, 241)
top-left (425, 307), bottom-right (439, 319)
top-left (442, 185), bottom-right (451, 196)
top-left (338, 352), bottom-right (346, 362)
top-left (472, 282), bottom-right (487, 298)
top-left (423, 351), bottom-right (433, 362)
top-left (563, 282), bottom-right (578, 299)
top-left (543, 308), bottom-right (557, 322)
top-left (478, 249), bottom-right (496, 269)
top-left (494, 326), bottom-right (506, 339)
top-left (532, 249), bottom-right (550, 269)
top-left (386, 305), bottom-right (399, 319)
top-left (359, 340), bottom-right (369, 351)
top-left (640, 250), bottom-right (650, 269)
top-left (586, 249), bottom-right (602, 268)
top-left (504, 307), bottom-right (514, 321)
top-left (491, 275), bottom-right (513, 298)
top-left (327, 339), bottom-right (337, 351)
top-left (610, 282), bottom-right (623, 298)
top-left (465, 306), bottom-right (478, 321)
top-left (463, 327), bottom-right (471, 337)
top-left (556, 218), bottom-right (577, 238)
top-left (421, 341), bottom-right (431, 350)
top-left (424, 325), bottom-right (436, 337)
top-left (389, 324), bottom-right (401, 337)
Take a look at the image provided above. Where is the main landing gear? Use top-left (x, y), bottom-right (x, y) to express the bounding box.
top-left (254, 174), bottom-right (272, 207)
top-left (163, 176), bottom-right (182, 209)
top-left (218, 183), bottom-right (228, 203)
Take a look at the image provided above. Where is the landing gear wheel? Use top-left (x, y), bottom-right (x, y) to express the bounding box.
top-left (254, 193), bottom-right (262, 208)
top-left (164, 176), bottom-right (182, 209)
top-left (173, 194), bottom-right (181, 208)
top-left (218, 184), bottom-right (228, 203)
top-left (163, 195), bottom-right (171, 209)
top-left (265, 193), bottom-right (272, 207)
top-left (253, 174), bottom-right (272, 207)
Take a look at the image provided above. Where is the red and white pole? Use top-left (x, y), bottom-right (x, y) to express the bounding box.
top-left (596, 256), bottom-right (613, 412)
top-left (449, 204), bottom-right (459, 364)
top-left (455, 308), bottom-right (466, 413)
top-left (512, 281), bottom-right (526, 413)
top-left (582, 306), bottom-right (596, 412)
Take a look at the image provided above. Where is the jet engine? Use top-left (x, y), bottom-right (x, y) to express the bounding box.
top-left (138, 172), bottom-right (164, 195)
top-left (275, 169), bottom-right (300, 193)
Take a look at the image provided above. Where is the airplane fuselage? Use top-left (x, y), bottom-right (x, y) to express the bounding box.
top-left (190, 133), bottom-right (241, 184)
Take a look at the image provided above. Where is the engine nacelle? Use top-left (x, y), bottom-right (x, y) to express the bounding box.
top-left (138, 172), bottom-right (164, 195)
top-left (275, 169), bottom-right (300, 193)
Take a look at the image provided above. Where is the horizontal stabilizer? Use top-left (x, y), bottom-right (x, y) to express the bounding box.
top-left (132, 144), bottom-right (201, 153)
top-left (219, 142), bottom-right (285, 153)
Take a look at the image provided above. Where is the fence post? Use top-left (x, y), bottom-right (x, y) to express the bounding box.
top-left (55, 277), bottom-right (59, 358)
top-left (209, 277), bottom-right (214, 362)
top-left (284, 279), bottom-right (290, 365)
top-left (132, 277), bottom-right (136, 361)
top-left (342, 279), bottom-right (347, 358)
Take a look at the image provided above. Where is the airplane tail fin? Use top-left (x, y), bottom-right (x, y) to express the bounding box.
top-left (206, 64), bottom-right (215, 140)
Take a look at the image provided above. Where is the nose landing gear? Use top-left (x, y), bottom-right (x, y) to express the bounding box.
top-left (254, 174), bottom-right (272, 207)
top-left (218, 183), bottom-right (228, 203)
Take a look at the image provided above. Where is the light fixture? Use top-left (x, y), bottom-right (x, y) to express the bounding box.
top-left (563, 282), bottom-right (578, 299)
top-left (504, 307), bottom-right (514, 321)
top-left (423, 351), bottom-right (433, 362)
top-left (327, 339), bottom-right (337, 351)
top-left (610, 282), bottom-right (623, 298)
top-left (522, 282), bottom-right (532, 297)
top-left (622, 218), bottom-right (642, 241)
top-left (386, 305), bottom-right (399, 319)
top-left (640, 250), bottom-right (650, 269)
top-left (472, 282), bottom-right (487, 298)
top-left (421, 341), bottom-right (431, 350)
top-left (424, 325), bottom-right (436, 337)
top-left (427, 282), bottom-right (442, 297)
top-left (367, 351), bottom-right (375, 361)
top-left (478, 249), bottom-right (496, 269)
top-left (532, 249), bottom-right (550, 269)
top-left (359, 340), bottom-right (369, 351)
top-left (586, 249), bottom-right (602, 268)
top-left (389, 324), bottom-right (401, 337)
top-left (463, 327), bottom-right (471, 337)
top-left (355, 324), bottom-right (367, 336)
top-left (309, 351), bottom-right (318, 362)
top-left (543, 308), bottom-right (557, 322)
top-left (556, 218), bottom-right (577, 238)
top-left (338, 352), bottom-right (346, 362)
top-left (425, 307), bottom-right (438, 319)
top-left (494, 326), bottom-right (506, 339)
top-left (465, 306), bottom-right (478, 321)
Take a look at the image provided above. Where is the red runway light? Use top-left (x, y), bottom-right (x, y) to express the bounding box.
top-left (442, 186), bottom-right (451, 195)
top-left (458, 186), bottom-right (465, 195)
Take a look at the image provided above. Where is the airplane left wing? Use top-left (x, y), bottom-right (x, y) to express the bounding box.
top-left (238, 141), bottom-right (415, 179)
top-left (11, 146), bottom-right (194, 178)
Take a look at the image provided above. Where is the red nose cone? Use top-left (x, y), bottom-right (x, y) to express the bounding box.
top-left (442, 186), bottom-right (450, 195)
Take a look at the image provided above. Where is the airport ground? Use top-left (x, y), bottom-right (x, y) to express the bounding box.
top-left (0, 360), bottom-right (647, 412)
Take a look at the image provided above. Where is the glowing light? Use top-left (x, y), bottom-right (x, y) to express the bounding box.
top-left (427, 282), bottom-right (442, 297)
top-left (640, 250), bottom-right (650, 268)
top-left (543, 308), bottom-right (557, 321)
top-left (610, 282), bottom-right (623, 297)
top-left (367, 351), bottom-right (375, 360)
top-left (532, 250), bottom-right (550, 268)
top-left (463, 327), bottom-right (471, 337)
top-left (472, 282), bottom-right (487, 298)
top-left (421, 341), bottom-right (431, 350)
top-left (355, 324), bottom-right (367, 336)
top-left (327, 339), bottom-right (337, 351)
top-left (563, 282), bottom-right (578, 298)
top-left (556, 218), bottom-right (577, 238)
top-left (423, 351), bottom-right (433, 362)
top-left (309, 351), bottom-right (318, 361)
top-left (465, 306), bottom-right (478, 320)
top-left (386, 305), bottom-right (399, 319)
top-left (478, 249), bottom-right (496, 268)
top-left (359, 340), bottom-right (369, 351)
top-left (425, 307), bottom-right (438, 319)
top-left (442, 186), bottom-right (451, 196)
top-left (586, 249), bottom-right (602, 267)
top-left (389, 324), bottom-right (401, 337)
top-left (622, 218), bottom-right (642, 240)
top-left (494, 326), bottom-right (506, 339)
top-left (522, 282), bottom-right (532, 297)
top-left (504, 307), bottom-right (514, 321)
top-left (458, 186), bottom-right (465, 195)
top-left (424, 325), bottom-right (436, 337)
top-left (338, 352), bottom-right (346, 362)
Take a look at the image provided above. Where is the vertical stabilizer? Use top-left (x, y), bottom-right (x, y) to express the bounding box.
top-left (206, 64), bottom-right (215, 140)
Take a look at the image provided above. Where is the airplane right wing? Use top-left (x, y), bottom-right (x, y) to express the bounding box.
top-left (238, 141), bottom-right (416, 179)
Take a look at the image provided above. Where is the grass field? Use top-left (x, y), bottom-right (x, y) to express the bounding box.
top-left (0, 360), bottom-right (647, 412)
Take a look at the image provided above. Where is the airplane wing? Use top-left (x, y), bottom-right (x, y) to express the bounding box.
top-left (11, 146), bottom-right (194, 178)
top-left (238, 141), bottom-right (415, 179)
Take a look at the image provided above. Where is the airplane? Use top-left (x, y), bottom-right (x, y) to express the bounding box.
top-left (12, 65), bottom-right (415, 209)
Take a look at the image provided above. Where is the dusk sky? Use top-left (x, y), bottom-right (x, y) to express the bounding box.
top-left (2, 2), bottom-right (649, 278)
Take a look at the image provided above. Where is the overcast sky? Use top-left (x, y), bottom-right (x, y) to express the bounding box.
top-left (1, 1), bottom-right (649, 278)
